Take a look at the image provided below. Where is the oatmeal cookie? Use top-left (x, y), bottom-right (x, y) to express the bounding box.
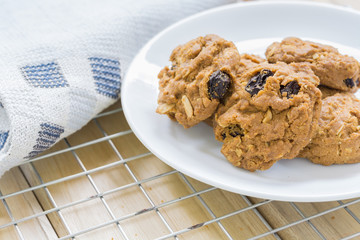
top-left (214, 62), bottom-right (322, 171)
top-left (238, 53), bottom-right (266, 71)
top-left (318, 85), bottom-right (343, 99)
top-left (299, 93), bottom-right (360, 165)
top-left (156, 34), bottom-right (241, 128)
top-left (265, 37), bottom-right (360, 91)
top-left (204, 53), bottom-right (266, 127)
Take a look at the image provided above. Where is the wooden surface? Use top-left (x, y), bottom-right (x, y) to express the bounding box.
top-left (1, 101), bottom-right (360, 240)
top-left (1, 0), bottom-right (360, 239)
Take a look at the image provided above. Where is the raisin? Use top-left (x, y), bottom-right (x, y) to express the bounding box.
top-left (222, 124), bottom-right (244, 139)
top-left (356, 79), bottom-right (360, 86)
top-left (229, 131), bottom-right (242, 137)
top-left (280, 81), bottom-right (301, 98)
top-left (344, 78), bottom-right (355, 88)
top-left (245, 69), bottom-right (274, 96)
top-left (208, 70), bottom-right (231, 100)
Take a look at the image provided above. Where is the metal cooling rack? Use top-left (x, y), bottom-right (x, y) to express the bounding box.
top-left (0, 102), bottom-right (359, 239)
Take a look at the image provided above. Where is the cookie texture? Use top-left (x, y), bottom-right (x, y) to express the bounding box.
top-left (238, 53), bottom-right (266, 71)
top-left (318, 85), bottom-right (343, 99)
top-left (204, 53), bottom-right (266, 128)
top-left (266, 37), bottom-right (360, 91)
top-left (214, 62), bottom-right (322, 171)
top-left (156, 34), bottom-right (240, 128)
top-left (299, 93), bottom-right (360, 165)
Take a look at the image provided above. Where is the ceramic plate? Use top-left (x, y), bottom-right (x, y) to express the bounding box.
top-left (121, 1), bottom-right (360, 202)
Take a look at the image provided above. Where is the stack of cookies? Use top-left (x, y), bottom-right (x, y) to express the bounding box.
top-left (156, 35), bottom-right (360, 171)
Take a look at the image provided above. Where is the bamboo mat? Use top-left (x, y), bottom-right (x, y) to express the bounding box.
top-left (1, 0), bottom-right (360, 239)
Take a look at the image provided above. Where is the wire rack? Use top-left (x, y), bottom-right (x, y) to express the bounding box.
top-left (0, 101), bottom-right (359, 240)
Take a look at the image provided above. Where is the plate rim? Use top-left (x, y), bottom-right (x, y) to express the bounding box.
top-left (121, 1), bottom-right (360, 202)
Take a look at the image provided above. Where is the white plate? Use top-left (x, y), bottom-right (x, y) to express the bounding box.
top-left (121, 1), bottom-right (360, 202)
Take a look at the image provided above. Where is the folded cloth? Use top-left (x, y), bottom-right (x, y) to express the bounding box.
top-left (0, 0), bottom-right (235, 177)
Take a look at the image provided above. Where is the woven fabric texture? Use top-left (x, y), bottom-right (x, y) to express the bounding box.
top-left (0, 0), bottom-right (235, 177)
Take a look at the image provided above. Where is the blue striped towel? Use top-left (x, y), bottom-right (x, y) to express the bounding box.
top-left (0, 0), bottom-right (234, 177)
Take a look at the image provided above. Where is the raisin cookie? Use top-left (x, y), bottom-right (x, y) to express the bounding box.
top-left (318, 85), bottom-right (343, 99)
top-left (299, 93), bottom-right (360, 165)
top-left (203, 53), bottom-right (266, 128)
top-left (238, 53), bottom-right (266, 71)
top-left (156, 34), bottom-right (240, 128)
top-left (214, 62), bottom-right (322, 171)
top-left (265, 37), bottom-right (360, 91)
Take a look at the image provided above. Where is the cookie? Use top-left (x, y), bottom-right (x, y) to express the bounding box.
top-left (265, 37), bottom-right (360, 91)
top-left (318, 85), bottom-right (343, 99)
top-left (156, 34), bottom-right (240, 128)
top-left (214, 62), bottom-right (322, 171)
top-left (299, 93), bottom-right (360, 165)
top-left (239, 53), bottom-right (266, 71)
top-left (202, 53), bottom-right (266, 128)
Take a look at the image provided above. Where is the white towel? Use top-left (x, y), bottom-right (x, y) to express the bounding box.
top-left (0, 0), bottom-right (235, 177)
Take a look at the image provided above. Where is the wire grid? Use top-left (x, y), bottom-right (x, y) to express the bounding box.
top-left (0, 102), bottom-right (359, 240)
